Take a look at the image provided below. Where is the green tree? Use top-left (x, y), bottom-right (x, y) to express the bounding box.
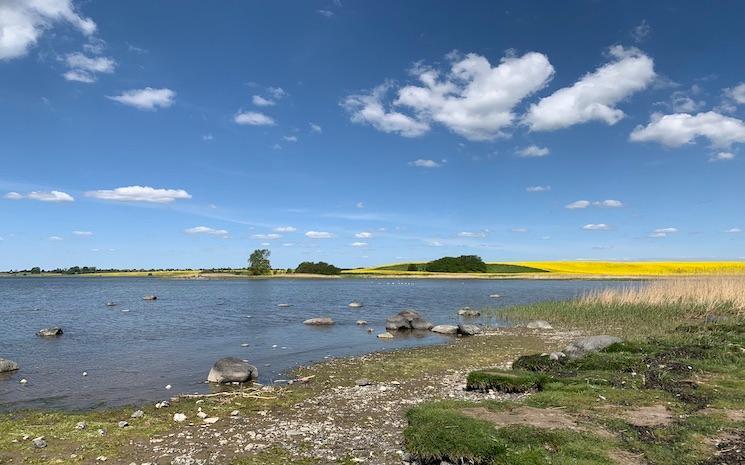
top-left (248, 249), bottom-right (272, 275)
top-left (407, 263), bottom-right (419, 272)
top-left (295, 261), bottom-right (341, 275)
top-left (425, 255), bottom-right (487, 273)
top-left (30, 267), bottom-right (42, 274)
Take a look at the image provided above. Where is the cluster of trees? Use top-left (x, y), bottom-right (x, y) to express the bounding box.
top-left (294, 261), bottom-right (341, 275)
top-left (20, 266), bottom-right (98, 274)
top-left (424, 255), bottom-right (487, 273)
top-left (246, 250), bottom-right (342, 276)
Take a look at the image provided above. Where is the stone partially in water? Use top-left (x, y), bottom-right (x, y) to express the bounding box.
top-left (303, 317), bottom-right (335, 325)
top-left (377, 332), bottom-right (394, 339)
top-left (458, 324), bottom-right (482, 336)
top-left (431, 324), bottom-right (459, 335)
top-left (409, 317), bottom-right (434, 330)
top-left (458, 307), bottom-right (481, 317)
top-left (386, 310), bottom-right (433, 331)
top-left (143, 295), bottom-right (157, 301)
top-left (207, 357), bottom-right (258, 384)
top-left (0, 358), bottom-right (19, 373)
top-left (36, 327), bottom-right (63, 337)
top-left (356, 320), bottom-right (368, 325)
top-left (348, 301), bottom-right (363, 308)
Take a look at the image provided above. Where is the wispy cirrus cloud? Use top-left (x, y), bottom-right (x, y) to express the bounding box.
top-left (184, 226), bottom-right (228, 237)
top-left (4, 190), bottom-right (74, 202)
top-left (305, 231), bottom-right (335, 239)
top-left (234, 111), bottom-right (275, 126)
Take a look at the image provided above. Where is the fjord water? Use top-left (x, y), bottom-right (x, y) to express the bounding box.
top-left (0, 277), bottom-right (628, 410)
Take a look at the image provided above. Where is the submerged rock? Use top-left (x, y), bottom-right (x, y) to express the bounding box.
top-left (431, 324), bottom-right (459, 335)
top-left (563, 335), bottom-right (621, 359)
top-left (303, 317), bottom-right (335, 325)
top-left (0, 358), bottom-right (19, 373)
top-left (207, 357), bottom-right (258, 384)
top-left (143, 295), bottom-right (158, 301)
top-left (526, 320), bottom-right (553, 330)
top-left (36, 327), bottom-right (63, 337)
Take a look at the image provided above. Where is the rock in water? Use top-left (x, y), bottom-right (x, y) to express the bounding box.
top-left (563, 335), bottom-right (621, 359)
top-left (409, 317), bottom-right (434, 330)
top-left (458, 324), bottom-right (482, 336)
top-left (36, 327), bottom-right (63, 337)
top-left (377, 332), bottom-right (394, 339)
top-left (207, 357), bottom-right (258, 384)
top-left (431, 324), bottom-right (459, 335)
top-left (489, 294), bottom-right (501, 298)
top-left (386, 310), bottom-right (433, 330)
top-left (143, 295), bottom-right (157, 301)
top-left (356, 320), bottom-right (368, 325)
top-left (458, 307), bottom-right (481, 317)
top-left (0, 358), bottom-right (19, 373)
top-left (277, 303), bottom-right (292, 308)
top-left (526, 320), bottom-right (553, 330)
top-left (303, 317), bottom-right (335, 325)
top-left (348, 301), bottom-right (363, 308)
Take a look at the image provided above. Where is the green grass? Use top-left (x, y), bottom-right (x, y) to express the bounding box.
top-left (405, 321), bottom-right (745, 465)
top-left (492, 300), bottom-right (741, 339)
top-left (466, 370), bottom-right (548, 393)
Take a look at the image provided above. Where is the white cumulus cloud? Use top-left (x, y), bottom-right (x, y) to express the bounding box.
top-left (649, 227), bottom-right (678, 238)
top-left (409, 159), bottom-right (443, 168)
top-left (252, 95), bottom-right (274, 106)
top-left (234, 111), bottom-right (275, 126)
top-left (724, 228), bottom-right (742, 234)
top-left (566, 200), bottom-right (591, 209)
top-left (273, 226), bottom-right (297, 233)
top-left (517, 145), bottom-right (550, 157)
top-left (305, 231), bottom-right (334, 239)
top-left (185, 226), bottom-right (228, 236)
top-left (525, 46), bottom-right (655, 131)
top-left (583, 223), bottom-right (611, 231)
top-left (85, 186), bottom-right (191, 203)
top-left (710, 151), bottom-right (735, 162)
top-left (252, 233), bottom-right (280, 240)
top-left (725, 83), bottom-right (745, 105)
top-left (344, 51), bottom-right (555, 140)
top-left (355, 232), bottom-right (373, 238)
top-left (350, 242), bottom-right (367, 247)
top-left (0, 0), bottom-right (96, 61)
top-left (63, 52), bottom-right (115, 83)
top-left (630, 111), bottom-right (745, 148)
top-left (107, 87), bottom-right (175, 111)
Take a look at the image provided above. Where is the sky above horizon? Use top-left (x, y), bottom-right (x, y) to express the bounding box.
top-left (2, 0), bottom-right (745, 270)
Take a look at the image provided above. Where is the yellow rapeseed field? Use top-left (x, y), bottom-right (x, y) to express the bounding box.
top-left (510, 261), bottom-right (745, 276)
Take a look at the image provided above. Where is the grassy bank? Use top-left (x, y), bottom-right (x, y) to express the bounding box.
top-left (405, 277), bottom-right (745, 465)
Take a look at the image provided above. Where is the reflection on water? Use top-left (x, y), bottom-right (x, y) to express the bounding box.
top-left (0, 277), bottom-right (630, 410)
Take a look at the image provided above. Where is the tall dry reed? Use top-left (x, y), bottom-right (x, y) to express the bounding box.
top-left (579, 277), bottom-right (745, 315)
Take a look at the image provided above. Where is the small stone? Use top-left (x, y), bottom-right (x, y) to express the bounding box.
top-left (36, 327), bottom-right (63, 337)
top-left (131, 410), bottom-right (144, 418)
top-left (165, 384), bottom-right (172, 390)
top-left (75, 421), bottom-right (87, 430)
top-left (303, 317), bottom-right (335, 325)
top-left (431, 324), bottom-right (459, 335)
top-left (202, 417), bottom-right (219, 424)
top-left (118, 421), bottom-right (129, 428)
top-left (96, 456), bottom-right (108, 462)
top-left (82, 371), bottom-right (88, 377)
top-left (173, 413), bottom-right (187, 422)
top-left (155, 400), bottom-right (170, 409)
top-left (97, 429), bottom-right (106, 436)
top-left (356, 320), bottom-right (368, 325)
top-left (19, 378), bottom-right (28, 384)
top-left (230, 410), bottom-right (240, 416)
top-left (526, 320), bottom-right (553, 330)
top-left (377, 332), bottom-right (394, 339)
top-left (32, 437), bottom-right (47, 448)
top-left (549, 351), bottom-right (566, 361)
top-left (197, 411), bottom-right (208, 419)
top-left (355, 378), bottom-right (372, 387)
top-left (240, 343), bottom-right (249, 347)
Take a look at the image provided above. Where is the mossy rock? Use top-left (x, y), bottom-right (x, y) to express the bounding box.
top-left (512, 353), bottom-right (561, 372)
top-left (466, 369), bottom-right (548, 393)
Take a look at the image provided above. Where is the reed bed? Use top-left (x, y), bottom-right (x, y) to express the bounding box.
top-left (495, 277), bottom-right (745, 338)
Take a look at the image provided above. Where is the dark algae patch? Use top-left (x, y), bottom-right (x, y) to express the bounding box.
top-left (404, 321), bottom-right (745, 465)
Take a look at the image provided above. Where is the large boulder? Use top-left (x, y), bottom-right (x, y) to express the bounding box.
top-left (303, 317), bottom-right (335, 325)
top-left (0, 358), bottom-right (19, 373)
top-left (36, 327), bottom-right (63, 337)
top-left (526, 320), bottom-right (553, 330)
top-left (563, 335), bottom-right (621, 359)
top-left (458, 324), bottom-right (482, 336)
top-left (207, 357), bottom-right (258, 384)
top-left (431, 324), bottom-right (459, 335)
top-left (386, 310), bottom-right (433, 331)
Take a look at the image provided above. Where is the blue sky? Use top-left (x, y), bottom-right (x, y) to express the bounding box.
top-left (2, 0), bottom-right (745, 270)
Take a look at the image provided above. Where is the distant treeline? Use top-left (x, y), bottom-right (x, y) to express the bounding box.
top-left (294, 261), bottom-right (342, 275)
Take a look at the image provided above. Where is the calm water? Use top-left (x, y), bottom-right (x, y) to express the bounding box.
top-left (0, 277), bottom-right (630, 410)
